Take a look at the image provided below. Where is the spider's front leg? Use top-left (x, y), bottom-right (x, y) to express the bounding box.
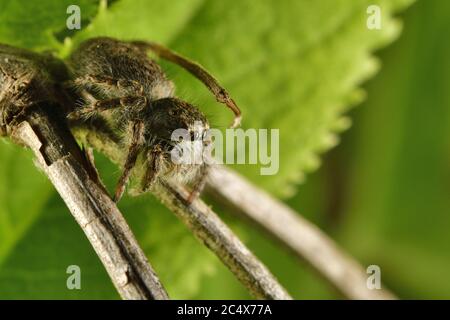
top-left (114, 120), bottom-right (146, 202)
top-left (131, 40), bottom-right (241, 128)
top-left (142, 144), bottom-right (164, 192)
top-left (0, 124), bottom-right (7, 136)
top-left (1, 106), bottom-right (10, 136)
top-left (187, 163), bottom-right (209, 204)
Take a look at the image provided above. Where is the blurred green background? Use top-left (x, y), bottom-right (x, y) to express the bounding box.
top-left (0, 0), bottom-right (449, 299)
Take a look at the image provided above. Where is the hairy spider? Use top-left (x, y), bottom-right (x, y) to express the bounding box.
top-left (67, 37), bottom-right (241, 202)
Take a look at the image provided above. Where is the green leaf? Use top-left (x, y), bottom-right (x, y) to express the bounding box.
top-left (0, 141), bottom-right (52, 267)
top-left (0, 194), bottom-right (116, 299)
top-left (164, 0), bottom-right (415, 197)
top-left (69, 0), bottom-right (205, 45)
top-left (0, 0), bottom-right (98, 50)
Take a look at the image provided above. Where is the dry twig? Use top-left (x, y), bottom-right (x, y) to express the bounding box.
top-left (11, 105), bottom-right (168, 300)
top-left (206, 166), bottom-right (396, 300)
top-left (156, 181), bottom-right (291, 299)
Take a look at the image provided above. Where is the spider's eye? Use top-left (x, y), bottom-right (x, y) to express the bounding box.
top-left (203, 140), bottom-right (211, 147)
top-left (189, 131), bottom-right (203, 141)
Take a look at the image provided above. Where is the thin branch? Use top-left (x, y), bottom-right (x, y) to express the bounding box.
top-left (155, 181), bottom-right (291, 300)
top-left (11, 105), bottom-right (168, 300)
top-left (73, 125), bottom-right (292, 299)
top-left (206, 166), bottom-right (396, 300)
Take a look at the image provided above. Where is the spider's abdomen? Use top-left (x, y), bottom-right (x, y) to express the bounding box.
top-left (68, 37), bottom-right (174, 100)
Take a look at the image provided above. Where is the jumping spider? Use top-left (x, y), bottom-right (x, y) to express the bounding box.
top-left (67, 37), bottom-right (241, 202)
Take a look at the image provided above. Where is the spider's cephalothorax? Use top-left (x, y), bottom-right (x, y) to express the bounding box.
top-left (67, 37), bottom-right (239, 202)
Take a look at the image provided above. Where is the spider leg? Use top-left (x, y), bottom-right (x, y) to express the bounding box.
top-left (142, 144), bottom-right (164, 192)
top-left (0, 124), bottom-right (7, 136)
top-left (113, 121), bottom-right (145, 202)
top-left (131, 41), bottom-right (241, 128)
top-left (187, 163), bottom-right (209, 204)
top-left (68, 95), bottom-right (147, 120)
top-left (66, 73), bottom-right (146, 121)
top-left (8, 106), bottom-right (30, 128)
top-left (70, 75), bottom-right (144, 97)
top-left (79, 144), bottom-right (111, 192)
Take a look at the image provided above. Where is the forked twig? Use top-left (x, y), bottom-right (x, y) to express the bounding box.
top-left (206, 166), bottom-right (396, 300)
top-left (11, 105), bottom-right (168, 300)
